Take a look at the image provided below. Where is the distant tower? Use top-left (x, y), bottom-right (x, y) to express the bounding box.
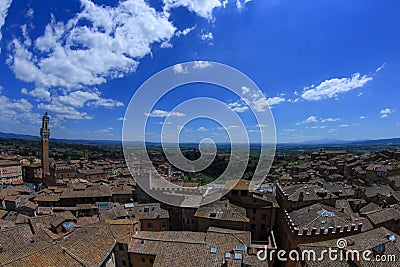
top-left (40, 112), bottom-right (50, 176)
top-left (83, 150), bottom-right (89, 161)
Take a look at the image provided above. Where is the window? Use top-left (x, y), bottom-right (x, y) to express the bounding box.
top-left (147, 223), bottom-right (153, 228)
top-left (232, 190), bottom-right (238, 196)
top-left (251, 224), bottom-right (256, 231)
top-left (241, 190), bottom-right (247, 196)
top-left (253, 208), bottom-right (257, 214)
top-left (150, 259), bottom-right (154, 264)
top-left (141, 258), bottom-right (145, 263)
top-left (262, 214), bottom-right (267, 220)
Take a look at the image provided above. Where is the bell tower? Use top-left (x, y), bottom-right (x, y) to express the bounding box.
top-left (40, 112), bottom-right (50, 176)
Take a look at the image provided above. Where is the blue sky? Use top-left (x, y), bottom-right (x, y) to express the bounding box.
top-left (0, 0), bottom-right (399, 143)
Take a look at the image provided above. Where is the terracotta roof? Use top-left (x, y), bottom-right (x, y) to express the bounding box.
top-left (359, 202), bottom-right (382, 214)
top-left (131, 203), bottom-right (169, 220)
top-left (195, 200), bottom-right (249, 223)
top-left (0, 224), bottom-right (34, 255)
top-left (298, 227), bottom-right (400, 267)
top-left (58, 222), bottom-right (116, 266)
top-left (106, 219), bottom-right (139, 244)
top-left (289, 203), bottom-right (373, 233)
top-left (129, 227), bottom-right (253, 267)
top-left (366, 208), bottom-right (400, 226)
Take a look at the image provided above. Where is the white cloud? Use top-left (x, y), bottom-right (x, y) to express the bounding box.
top-left (227, 101), bottom-right (249, 113)
top-left (37, 90), bottom-right (123, 120)
top-left (200, 31), bottom-right (213, 41)
top-left (256, 124), bottom-right (268, 128)
top-left (0, 92), bottom-right (40, 124)
top-left (236, 0), bottom-right (251, 11)
top-left (197, 126), bottom-right (208, 131)
top-left (376, 63), bottom-right (386, 73)
top-left (320, 126), bottom-right (326, 129)
top-left (175, 26), bottom-right (196, 37)
top-left (29, 87), bottom-right (51, 101)
top-left (360, 116), bottom-right (366, 119)
top-left (26, 8), bottom-right (34, 18)
top-left (357, 92), bottom-right (363, 97)
top-left (0, 0), bottom-right (13, 47)
top-left (38, 102), bottom-right (92, 120)
top-left (380, 108), bottom-right (393, 118)
top-left (117, 117), bottom-right (126, 121)
top-left (218, 125), bottom-right (239, 130)
top-left (98, 127), bottom-right (114, 133)
top-left (321, 117), bottom-right (341, 123)
top-left (193, 60), bottom-right (212, 69)
top-left (339, 124), bottom-right (349, 127)
top-left (160, 41), bottom-right (173, 48)
top-left (58, 90), bottom-right (123, 109)
top-left (301, 73), bottom-right (373, 101)
top-left (266, 96), bottom-right (285, 106)
top-left (8, 0), bottom-right (176, 89)
top-left (163, 0), bottom-right (222, 20)
top-left (241, 86), bottom-right (250, 95)
top-left (248, 129), bottom-right (263, 133)
top-left (283, 129), bottom-right (295, 132)
top-left (173, 63), bottom-right (187, 74)
top-left (287, 98), bottom-right (301, 103)
top-left (145, 109), bottom-right (186, 118)
top-left (299, 115), bottom-right (318, 124)
top-left (240, 85), bottom-right (285, 112)
top-left (158, 121), bottom-right (171, 125)
top-left (21, 87), bottom-right (28, 94)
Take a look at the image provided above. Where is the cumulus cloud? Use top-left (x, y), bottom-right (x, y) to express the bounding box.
top-left (240, 86), bottom-right (285, 112)
top-left (266, 96), bottom-right (285, 106)
top-left (37, 90), bottom-right (123, 120)
top-left (380, 108), bottom-right (393, 118)
top-left (197, 126), bottom-right (208, 131)
top-left (301, 73), bottom-right (373, 101)
top-left (339, 124), bottom-right (349, 127)
top-left (173, 64), bottom-right (187, 74)
top-left (0, 0), bottom-right (13, 47)
top-left (0, 92), bottom-right (39, 124)
top-left (175, 26), bottom-right (196, 37)
top-left (236, 0), bottom-right (252, 11)
top-left (200, 31), bottom-right (213, 42)
top-left (360, 116), bottom-right (366, 119)
top-left (193, 61), bottom-right (212, 69)
top-left (8, 0), bottom-right (176, 89)
top-left (145, 109), bottom-right (186, 118)
top-left (29, 87), bottom-right (51, 101)
top-left (227, 101), bottom-right (249, 113)
top-left (163, 0), bottom-right (222, 20)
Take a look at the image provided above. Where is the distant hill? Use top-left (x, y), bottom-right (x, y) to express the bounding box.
top-left (0, 131), bottom-right (121, 145)
top-left (0, 131), bottom-right (399, 147)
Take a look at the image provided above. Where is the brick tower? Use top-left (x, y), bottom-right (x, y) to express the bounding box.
top-left (40, 112), bottom-right (50, 177)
